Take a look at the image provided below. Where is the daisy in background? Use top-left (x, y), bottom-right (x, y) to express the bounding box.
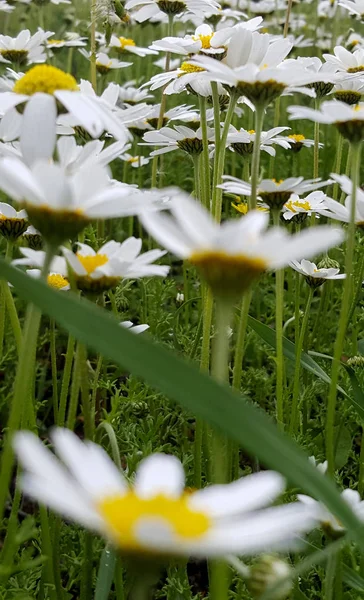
top-left (290, 259), bottom-right (345, 288)
top-left (55, 137), bottom-right (129, 174)
top-left (282, 192), bottom-right (329, 222)
top-left (22, 225), bottom-right (42, 250)
top-left (0, 65), bottom-right (130, 142)
top-left (227, 126), bottom-right (291, 157)
top-left (339, 0), bottom-right (364, 18)
top-left (288, 100), bottom-right (364, 142)
top-left (140, 190), bottom-right (344, 299)
top-left (109, 35), bottom-right (158, 57)
top-left (0, 95), bottom-right (163, 245)
top-left (142, 125), bottom-right (214, 157)
top-left (0, 29), bottom-right (53, 66)
top-left (46, 37), bottom-right (87, 50)
top-left (0, 202), bottom-right (28, 242)
top-left (318, 174), bottom-right (364, 226)
top-left (345, 32), bottom-right (364, 50)
top-left (286, 134), bottom-right (318, 153)
top-left (117, 81), bottom-right (154, 106)
top-left (333, 77), bottom-right (364, 104)
top-left (78, 50), bottom-right (131, 74)
top-left (14, 428), bottom-right (320, 557)
top-left (26, 269), bottom-right (70, 291)
top-left (126, 105), bottom-right (201, 137)
top-left (0, 1), bottom-right (14, 12)
top-left (119, 152), bottom-right (150, 167)
top-left (120, 320), bottom-right (149, 333)
top-left (125, 0), bottom-right (220, 24)
top-left (323, 45), bottom-right (364, 74)
top-left (298, 488), bottom-right (364, 537)
top-left (219, 177), bottom-right (331, 210)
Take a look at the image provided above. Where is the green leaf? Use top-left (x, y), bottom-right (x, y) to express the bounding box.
top-left (334, 426), bottom-right (352, 470)
top-left (248, 316), bottom-right (348, 397)
top-left (343, 565), bottom-right (364, 592)
top-left (2, 260), bottom-right (364, 549)
top-left (345, 367), bottom-right (364, 423)
top-left (95, 545), bottom-right (117, 600)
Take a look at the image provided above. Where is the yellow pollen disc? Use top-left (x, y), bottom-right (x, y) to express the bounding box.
top-left (351, 40), bottom-right (359, 46)
top-left (285, 199), bottom-right (311, 213)
top-left (271, 178), bottom-right (284, 185)
top-left (347, 65), bottom-right (364, 73)
top-left (232, 202), bottom-right (248, 214)
top-left (260, 63), bottom-right (269, 70)
top-left (13, 65), bottom-right (78, 96)
top-left (288, 134), bottom-right (305, 142)
top-left (127, 156), bottom-right (139, 163)
top-left (179, 61), bottom-right (205, 74)
top-left (195, 33), bottom-right (213, 49)
top-left (47, 39), bottom-right (64, 45)
top-left (76, 253), bottom-right (109, 275)
top-left (98, 492), bottom-right (210, 551)
top-left (354, 103), bottom-right (363, 111)
top-left (47, 273), bottom-right (69, 289)
top-left (190, 250), bottom-right (266, 272)
top-left (118, 37), bottom-right (135, 48)
top-left (247, 129), bottom-right (255, 134)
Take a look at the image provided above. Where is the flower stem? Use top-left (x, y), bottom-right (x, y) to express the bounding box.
top-left (250, 105), bottom-right (265, 209)
top-left (326, 141), bottom-right (361, 476)
top-left (283, 0), bottom-right (293, 37)
top-left (232, 289), bottom-right (253, 390)
top-left (273, 209), bottom-right (285, 429)
top-left (212, 93), bottom-right (237, 222)
top-left (313, 98), bottom-right (320, 180)
top-left (50, 318), bottom-right (59, 422)
top-left (199, 94), bottom-right (211, 209)
top-left (90, 0), bottom-right (97, 91)
top-left (332, 133), bottom-right (344, 201)
top-left (289, 286), bottom-right (313, 435)
top-left (58, 334), bottom-right (75, 426)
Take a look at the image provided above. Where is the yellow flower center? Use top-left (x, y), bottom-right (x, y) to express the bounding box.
top-left (13, 65), bottom-right (78, 96)
top-left (271, 178), bottom-right (284, 185)
top-left (288, 134), bottom-right (306, 142)
top-left (247, 129), bottom-right (255, 134)
top-left (232, 202), bottom-right (248, 214)
top-left (47, 39), bottom-right (64, 45)
top-left (285, 199), bottom-right (311, 213)
top-left (193, 33), bottom-right (213, 49)
top-left (118, 37), bottom-right (136, 48)
top-left (351, 40), bottom-right (359, 46)
top-left (47, 273), bottom-right (69, 289)
top-left (127, 156), bottom-right (139, 163)
top-left (76, 253), bottom-right (109, 275)
top-left (179, 61), bottom-right (205, 74)
top-left (98, 492), bottom-right (210, 551)
top-left (347, 65), bottom-right (364, 73)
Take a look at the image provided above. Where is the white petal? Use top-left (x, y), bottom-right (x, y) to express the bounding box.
top-left (134, 453), bottom-right (185, 499)
top-left (20, 93), bottom-right (56, 167)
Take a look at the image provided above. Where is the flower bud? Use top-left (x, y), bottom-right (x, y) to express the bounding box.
top-left (247, 556), bottom-right (292, 600)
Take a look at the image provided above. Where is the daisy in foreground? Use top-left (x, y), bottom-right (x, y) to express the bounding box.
top-left (14, 428), bottom-right (320, 557)
top-left (140, 192), bottom-right (344, 298)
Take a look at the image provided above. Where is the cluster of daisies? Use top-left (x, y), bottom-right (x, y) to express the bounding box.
top-left (1, 0), bottom-right (364, 582)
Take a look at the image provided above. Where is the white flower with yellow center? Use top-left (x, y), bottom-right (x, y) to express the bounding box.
top-left (56, 137), bottom-right (129, 175)
top-left (109, 35), bottom-right (158, 57)
top-left (120, 153), bottom-right (150, 167)
top-left (117, 82), bottom-right (153, 106)
top-left (298, 489), bottom-right (364, 536)
top-left (62, 239), bottom-right (169, 293)
top-left (47, 37), bottom-right (87, 49)
top-left (14, 428), bottom-right (320, 556)
top-left (27, 269), bottom-right (70, 290)
top-left (0, 202), bottom-right (28, 241)
top-left (146, 60), bottom-right (207, 96)
top-left (227, 126), bottom-right (290, 157)
top-left (125, 0), bottom-right (220, 23)
top-left (219, 177), bottom-right (330, 210)
top-left (95, 52), bottom-right (131, 74)
top-left (142, 125), bottom-right (214, 156)
top-left (0, 64), bottom-right (129, 141)
top-left (0, 30), bottom-right (52, 66)
top-left (286, 133), bottom-right (317, 152)
top-left (333, 76), bottom-right (364, 105)
top-left (288, 100), bottom-right (364, 142)
top-left (324, 45), bottom-right (364, 74)
top-left (338, 0), bottom-right (364, 18)
top-left (140, 190), bottom-right (344, 298)
top-left (282, 191), bottom-right (329, 221)
top-left (290, 259), bottom-right (345, 285)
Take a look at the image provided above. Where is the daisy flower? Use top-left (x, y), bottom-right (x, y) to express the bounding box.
top-left (227, 126), bottom-right (291, 157)
top-left (140, 191), bottom-right (344, 298)
top-left (309, 456), bottom-right (328, 474)
top-left (298, 489), bottom-right (364, 536)
top-left (319, 174), bottom-right (364, 226)
top-left (0, 202), bottom-right (28, 241)
top-left (338, 0), bottom-right (364, 18)
top-left (282, 192), bottom-right (329, 222)
top-left (142, 125), bottom-right (214, 156)
top-left (56, 137), bottom-right (128, 174)
top-left (290, 259), bottom-right (345, 288)
top-left (79, 50), bottom-right (131, 74)
top-left (286, 134), bottom-right (318, 153)
top-left (120, 320), bottom-right (149, 333)
top-left (120, 153), bottom-right (150, 167)
top-left (0, 65), bottom-right (129, 141)
top-left (61, 239), bottom-right (169, 293)
top-left (26, 269), bottom-right (70, 291)
top-left (219, 177), bottom-right (331, 210)
top-left (117, 81), bottom-right (154, 106)
top-left (109, 35), bottom-right (158, 57)
top-left (323, 45), bottom-right (364, 74)
top-left (125, 0), bottom-right (220, 24)
top-left (190, 28), bottom-right (323, 106)
top-left (0, 95), bottom-right (160, 245)
top-left (22, 225), bottom-right (42, 250)
top-left (276, 56), bottom-right (337, 98)
top-left (0, 29), bottom-right (52, 66)
top-left (146, 60), bottom-right (208, 96)
top-left (333, 76), bottom-right (364, 105)
top-left (14, 428), bottom-right (320, 557)
top-left (0, 1), bottom-right (14, 12)
top-left (47, 37), bottom-right (87, 50)
top-left (288, 100), bottom-right (364, 142)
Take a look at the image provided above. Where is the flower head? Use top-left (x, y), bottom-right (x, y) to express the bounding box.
top-left (0, 202), bottom-right (28, 241)
top-left (14, 428), bottom-right (319, 557)
top-left (290, 259), bottom-right (345, 288)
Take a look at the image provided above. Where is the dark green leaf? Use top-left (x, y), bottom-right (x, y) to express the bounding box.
top-left (2, 260), bottom-right (364, 549)
top-left (343, 565), bottom-right (364, 592)
top-left (95, 545), bottom-right (117, 600)
top-left (346, 367), bottom-right (364, 423)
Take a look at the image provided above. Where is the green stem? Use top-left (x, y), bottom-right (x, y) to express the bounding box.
top-left (58, 334), bottom-right (75, 426)
top-left (193, 155), bottom-right (200, 200)
top-left (199, 95), bottom-right (211, 209)
top-left (332, 133), bottom-right (344, 201)
top-left (212, 93), bottom-right (237, 222)
top-left (273, 210), bottom-right (285, 429)
top-left (39, 507), bottom-right (59, 600)
top-left (211, 81), bottom-right (221, 156)
top-left (232, 290), bottom-right (253, 390)
top-left (313, 98), bottom-right (320, 180)
top-left (250, 105), bottom-right (265, 209)
top-left (50, 318), bottom-right (58, 422)
top-left (90, 0), bottom-right (97, 90)
top-left (283, 0), bottom-right (293, 37)
top-left (326, 142), bottom-right (361, 476)
top-left (359, 424), bottom-right (364, 497)
top-left (66, 341), bottom-right (82, 430)
top-left (325, 553), bottom-right (337, 600)
top-left (289, 287), bottom-right (313, 435)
